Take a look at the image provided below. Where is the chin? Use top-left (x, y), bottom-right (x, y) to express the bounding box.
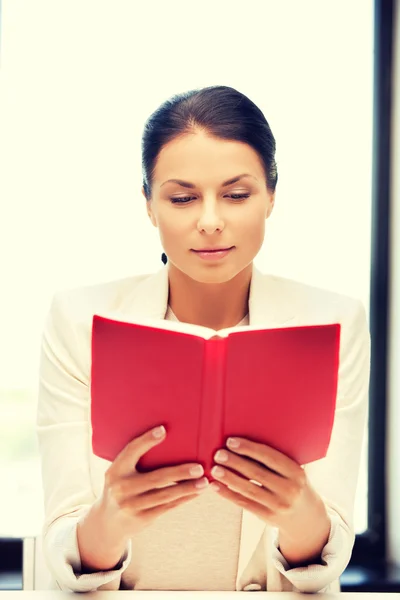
top-left (192, 272), bottom-right (237, 284)
top-left (174, 260), bottom-right (248, 285)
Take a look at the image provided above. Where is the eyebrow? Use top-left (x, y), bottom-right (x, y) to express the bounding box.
top-left (160, 173), bottom-right (258, 189)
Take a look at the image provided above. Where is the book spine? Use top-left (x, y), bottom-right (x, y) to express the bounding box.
top-left (197, 336), bottom-right (227, 478)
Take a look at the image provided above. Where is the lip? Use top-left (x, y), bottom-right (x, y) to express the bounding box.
top-left (191, 246), bottom-right (235, 261)
top-left (192, 246), bottom-right (234, 252)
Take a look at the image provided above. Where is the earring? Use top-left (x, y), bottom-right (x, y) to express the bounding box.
top-left (161, 252), bottom-right (168, 264)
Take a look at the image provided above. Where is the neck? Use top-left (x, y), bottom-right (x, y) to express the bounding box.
top-left (167, 263), bottom-right (252, 330)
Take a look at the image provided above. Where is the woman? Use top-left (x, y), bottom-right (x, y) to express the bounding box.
top-left (37, 85), bottom-right (370, 593)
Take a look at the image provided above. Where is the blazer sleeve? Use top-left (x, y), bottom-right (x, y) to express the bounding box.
top-left (36, 291), bottom-right (132, 592)
top-left (269, 297), bottom-right (371, 593)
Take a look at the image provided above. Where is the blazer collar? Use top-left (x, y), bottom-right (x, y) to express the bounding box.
top-left (118, 262), bottom-right (297, 587)
top-left (119, 262), bottom-right (297, 329)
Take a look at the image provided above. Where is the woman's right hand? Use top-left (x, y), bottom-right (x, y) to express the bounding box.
top-left (77, 425), bottom-right (208, 572)
top-left (99, 424), bottom-right (209, 538)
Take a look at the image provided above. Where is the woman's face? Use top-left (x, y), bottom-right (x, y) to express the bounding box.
top-left (145, 130), bottom-right (275, 284)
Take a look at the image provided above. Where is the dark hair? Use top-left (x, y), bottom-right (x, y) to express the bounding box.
top-left (141, 85), bottom-right (278, 264)
top-left (142, 85), bottom-right (278, 199)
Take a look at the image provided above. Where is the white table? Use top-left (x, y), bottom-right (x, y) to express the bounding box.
top-left (0, 593), bottom-right (399, 599)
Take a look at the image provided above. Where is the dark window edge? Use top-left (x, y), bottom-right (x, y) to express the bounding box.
top-left (348, 0), bottom-right (394, 568)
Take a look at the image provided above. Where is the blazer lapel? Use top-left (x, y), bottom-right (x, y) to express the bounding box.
top-left (117, 263), bottom-right (299, 586)
top-left (248, 263), bottom-right (298, 328)
top-left (117, 265), bottom-right (170, 320)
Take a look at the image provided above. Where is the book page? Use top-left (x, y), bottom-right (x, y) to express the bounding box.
top-left (217, 323), bottom-right (271, 336)
top-left (94, 312), bottom-right (273, 339)
top-left (94, 311), bottom-right (218, 339)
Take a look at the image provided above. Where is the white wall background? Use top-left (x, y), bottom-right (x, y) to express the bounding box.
top-left (0, 0), bottom-right (373, 388)
top-left (0, 0), bottom-right (373, 536)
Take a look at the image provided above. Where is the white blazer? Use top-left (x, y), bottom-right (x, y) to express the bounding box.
top-left (36, 263), bottom-right (371, 593)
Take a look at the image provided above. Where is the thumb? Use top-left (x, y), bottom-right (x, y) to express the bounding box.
top-left (113, 425), bottom-right (166, 476)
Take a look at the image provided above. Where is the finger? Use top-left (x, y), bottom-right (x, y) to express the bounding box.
top-left (113, 425), bottom-right (167, 476)
top-left (226, 438), bottom-right (302, 479)
top-left (119, 462), bottom-right (206, 496)
top-left (122, 478), bottom-right (209, 512)
top-left (211, 482), bottom-right (273, 522)
top-left (215, 450), bottom-right (295, 495)
top-left (140, 493), bottom-right (201, 522)
top-left (211, 466), bottom-right (283, 512)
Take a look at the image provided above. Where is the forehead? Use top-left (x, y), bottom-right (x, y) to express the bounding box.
top-left (153, 131), bottom-right (265, 185)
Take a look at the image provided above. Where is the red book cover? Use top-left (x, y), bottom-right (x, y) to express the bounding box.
top-left (90, 316), bottom-right (341, 478)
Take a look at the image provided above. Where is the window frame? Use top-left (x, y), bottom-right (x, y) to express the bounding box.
top-left (345, 0), bottom-right (394, 571)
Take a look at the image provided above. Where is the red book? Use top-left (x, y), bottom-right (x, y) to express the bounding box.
top-left (90, 315), bottom-right (341, 478)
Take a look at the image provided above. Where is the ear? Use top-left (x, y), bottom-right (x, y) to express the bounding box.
top-left (142, 187), bottom-right (158, 227)
top-left (266, 192), bottom-right (275, 219)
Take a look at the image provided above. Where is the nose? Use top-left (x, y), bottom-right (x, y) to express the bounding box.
top-left (197, 199), bottom-right (225, 233)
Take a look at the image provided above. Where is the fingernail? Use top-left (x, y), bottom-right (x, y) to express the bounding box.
top-left (227, 437), bottom-right (240, 448)
top-left (210, 482), bottom-right (220, 492)
top-left (214, 450), bottom-right (229, 463)
top-left (195, 477), bottom-right (209, 490)
top-left (152, 425), bottom-right (166, 438)
top-left (189, 464), bottom-right (204, 477)
top-left (212, 466), bottom-right (225, 478)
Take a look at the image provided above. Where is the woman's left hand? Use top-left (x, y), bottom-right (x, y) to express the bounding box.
top-left (211, 437), bottom-right (331, 566)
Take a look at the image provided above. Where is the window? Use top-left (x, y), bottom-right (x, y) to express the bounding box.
top-left (0, 0), bottom-right (378, 578)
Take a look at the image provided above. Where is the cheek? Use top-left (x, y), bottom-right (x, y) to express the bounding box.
top-left (238, 210), bottom-right (266, 237)
top-left (162, 214), bottom-right (186, 232)
top-left (157, 212), bottom-right (188, 246)
top-left (236, 211), bottom-right (266, 255)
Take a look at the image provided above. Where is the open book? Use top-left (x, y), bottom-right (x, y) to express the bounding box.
top-left (90, 314), bottom-right (341, 478)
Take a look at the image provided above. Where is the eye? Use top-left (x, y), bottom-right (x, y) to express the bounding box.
top-left (229, 193), bottom-right (250, 201)
top-left (170, 196), bottom-right (196, 204)
top-left (169, 193), bottom-right (250, 204)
